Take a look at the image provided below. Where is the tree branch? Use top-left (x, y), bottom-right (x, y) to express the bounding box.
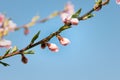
top-left (0, 0), bottom-right (110, 61)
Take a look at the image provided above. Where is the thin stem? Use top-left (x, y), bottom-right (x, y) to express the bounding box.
top-left (0, 0), bottom-right (110, 60)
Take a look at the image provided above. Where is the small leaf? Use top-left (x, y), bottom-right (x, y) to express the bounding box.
top-left (0, 61), bottom-right (10, 66)
top-left (86, 14), bottom-right (94, 19)
top-left (31, 31), bottom-right (40, 43)
top-left (11, 46), bottom-right (18, 53)
top-left (23, 50), bottom-right (35, 54)
top-left (72, 8), bottom-right (82, 18)
top-left (82, 14), bottom-right (95, 20)
top-left (31, 15), bottom-right (40, 22)
top-left (59, 25), bottom-right (71, 31)
top-left (26, 22), bottom-right (35, 27)
top-left (3, 49), bottom-right (11, 58)
top-left (96, 0), bottom-right (102, 4)
top-left (49, 11), bottom-right (59, 18)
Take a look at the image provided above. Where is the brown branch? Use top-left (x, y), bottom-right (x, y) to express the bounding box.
top-left (0, 0), bottom-right (110, 60)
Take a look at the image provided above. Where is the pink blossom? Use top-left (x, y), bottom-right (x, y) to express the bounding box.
top-left (0, 14), bottom-right (5, 27)
top-left (116, 0), bottom-right (120, 4)
top-left (57, 36), bottom-right (70, 46)
top-left (8, 20), bottom-right (17, 32)
top-left (60, 13), bottom-right (71, 23)
top-left (0, 39), bottom-right (11, 48)
top-left (70, 18), bottom-right (79, 25)
top-left (60, 2), bottom-right (75, 23)
top-left (64, 1), bottom-right (74, 14)
top-left (47, 43), bottom-right (59, 52)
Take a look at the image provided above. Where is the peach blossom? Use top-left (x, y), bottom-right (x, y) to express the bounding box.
top-left (70, 18), bottom-right (79, 25)
top-left (60, 2), bottom-right (75, 23)
top-left (59, 37), bottom-right (70, 46)
top-left (47, 43), bottom-right (59, 52)
top-left (0, 14), bottom-right (5, 27)
top-left (8, 20), bottom-right (17, 32)
top-left (116, 0), bottom-right (120, 4)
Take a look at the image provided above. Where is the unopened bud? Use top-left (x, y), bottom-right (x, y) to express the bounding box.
top-left (70, 18), bottom-right (79, 25)
top-left (24, 28), bottom-right (29, 35)
top-left (21, 54), bottom-right (28, 64)
top-left (41, 43), bottom-right (47, 49)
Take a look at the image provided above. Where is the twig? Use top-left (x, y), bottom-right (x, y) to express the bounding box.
top-left (0, 0), bottom-right (110, 60)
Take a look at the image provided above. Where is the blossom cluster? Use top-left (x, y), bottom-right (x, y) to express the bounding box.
top-left (0, 0), bottom-right (110, 66)
top-left (41, 35), bottom-right (70, 52)
top-left (60, 2), bottom-right (79, 25)
top-left (0, 2), bottom-right (79, 52)
top-left (0, 13), bottom-right (17, 48)
top-left (40, 2), bottom-right (79, 52)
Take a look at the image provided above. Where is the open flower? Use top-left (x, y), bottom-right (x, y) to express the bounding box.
top-left (8, 20), bottom-right (17, 32)
top-left (57, 35), bottom-right (70, 46)
top-left (47, 43), bottom-right (59, 52)
top-left (60, 2), bottom-right (79, 25)
top-left (116, 0), bottom-right (120, 4)
top-left (60, 2), bottom-right (75, 23)
top-left (0, 39), bottom-right (11, 48)
top-left (0, 13), bottom-right (5, 27)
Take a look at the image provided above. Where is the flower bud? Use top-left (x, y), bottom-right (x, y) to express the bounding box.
top-left (47, 43), bottom-right (59, 52)
top-left (24, 28), bottom-right (29, 35)
top-left (21, 54), bottom-right (28, 64)
top-left (93, 4), bottom-right (102, 11)
top-left (70, 18), bottom-right (79, 25)
top-left (57, 35), bottom-right (70, 46)
top-left (41, 43), bottom-right (47, 49)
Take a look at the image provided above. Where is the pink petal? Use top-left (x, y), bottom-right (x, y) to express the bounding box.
top-left (116, 0), bottom-right (120, 4)
top-left (60, 37), bottom-right (70, 46)
top-left (70, 18), bottom-right (79, 25)
top-left (47, 43), bottom-right (59, 52)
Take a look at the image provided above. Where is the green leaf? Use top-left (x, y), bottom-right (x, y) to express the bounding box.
top-left (0, 61), bottom-right (10, 66)
top-left (11, 46), bottom-right (18, 53)
top-left (31, 31), bottom-right (40, 43)
top-left (59, 25), bottom-right (71, 31)
top-left (83, 14), bottom-right (95, 20)
top-left (72, 8), bottom-right (82, 18)
top-left (95, 0), bottom-right (102, 4)
top-left (3, 49), bottom-right (11, 57)
top-left (23, 50), bottom-right (35, 54)
top-left (88, 14), bottom-right (94, 18)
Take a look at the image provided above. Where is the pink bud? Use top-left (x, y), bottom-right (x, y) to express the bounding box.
top-left (57, 36), bottom-right (70, 46)
top-left (47, 43), bottom-right (59, 52)
top-left (60, 37), bottom-right (70, 46)
top-left (70, 18), bottom-right (79, 25)
top-left (24, 28), bottom-right (29, 35)
top-left (116, 0), bottom-right (120, 4)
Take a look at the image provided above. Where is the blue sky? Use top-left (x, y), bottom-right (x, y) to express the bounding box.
top-left (0, 0), bottom-right (120, 80)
